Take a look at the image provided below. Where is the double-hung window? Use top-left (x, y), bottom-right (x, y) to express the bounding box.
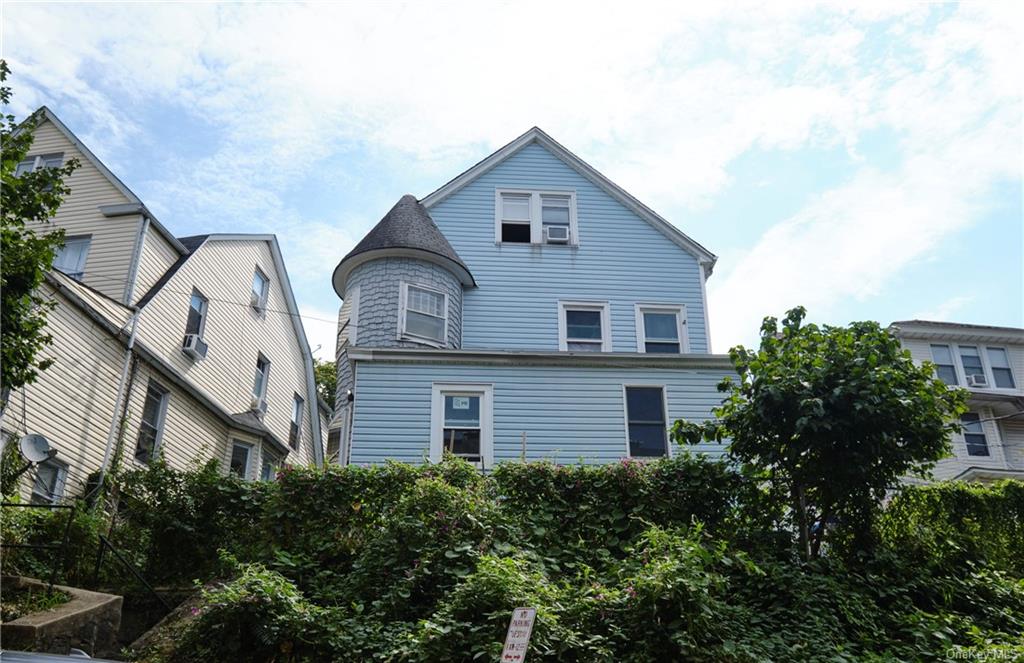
top-left (290, 394), bottom-right (304, 449)
top-left (186, 289), bottom-right (209, 337)
top-left (31, 459), bottom-right (68, 504)
top-left (960, 413), bottom-right (989, 456)
top-left (259, 448), bottom-right (281, 481)
top-left (400, 282), bottom-right (448, 345)
top-left (229, 440), bottom-right (253, 479)
top-left (52, 236), bottom-right (91, 281)
top-left (635, 305), bottom-right (688, 353)
top-left (253, 355), bottom-right (270, 408)
top-left (558, 301), bottom-right (610, 352)
top-left (624, 386), bottom-right (669, 457)
top-left (135, 381), bottom-right (169, 464)
top-left (495, 189), bottom-right (577, 245)
top-left (251, 268), bottom-right (270, 312)
top-left (987, 348), bottom-right (1015, 389)
top-left (959, 346), bottom-right (985, 383)
top-left (16, 153), bottom-right (64, 177)
top-left (929, 345), bottom-right (959, 385)
top-left (430, 384), bottom-right (493, 468)
top-left (499, 193), bottom-right (532, 243)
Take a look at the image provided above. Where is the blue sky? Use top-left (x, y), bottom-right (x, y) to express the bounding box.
top-left (3, 2), bottom-right (1020, 358)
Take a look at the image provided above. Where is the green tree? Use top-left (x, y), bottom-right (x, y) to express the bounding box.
top-left (313, 358), bottom-right (336, 410)
top-left (675, 307), bottom-right (967, 560)
top-left (1, 60), bottom-right (79, 403)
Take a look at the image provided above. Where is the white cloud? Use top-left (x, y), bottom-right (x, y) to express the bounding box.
top-left (3, 2), bottom-right (1020, 350)
top-left (913, 296), bottom-right (975, 322)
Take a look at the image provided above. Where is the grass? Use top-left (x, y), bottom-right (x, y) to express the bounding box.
top-left (1, 585), bottom-right (71, 622)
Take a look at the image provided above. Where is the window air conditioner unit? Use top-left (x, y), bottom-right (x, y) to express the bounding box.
top-left (966, 374), bottom-right (989, 388)
top-left (250, 291), bottom-right (265, 312)
top-left (251, 396), bottom-right (268, 416)
top-left (181, 334), bottom-right (208, 360)
top-left (544, 226), bottom-right (570, 244)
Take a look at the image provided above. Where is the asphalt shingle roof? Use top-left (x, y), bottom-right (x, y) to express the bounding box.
top-left (334, 195), bottom-right (474, 293)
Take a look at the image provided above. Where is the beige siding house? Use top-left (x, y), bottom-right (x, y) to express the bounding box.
top-left (891, 320), bottom-right (1024, 483)
top-left (2, 107), bottom-right (325, 503)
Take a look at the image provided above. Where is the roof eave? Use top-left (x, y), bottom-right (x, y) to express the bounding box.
top-left (332, 246), bottom-right (476, 298)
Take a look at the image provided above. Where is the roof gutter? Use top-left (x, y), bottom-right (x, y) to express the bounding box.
top-left (347, 347), bottom-right (735, 370)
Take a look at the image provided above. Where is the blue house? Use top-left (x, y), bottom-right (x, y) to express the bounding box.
top-left (328, 128), bottom-right (733, 467)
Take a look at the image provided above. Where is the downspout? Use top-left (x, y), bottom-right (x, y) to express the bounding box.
top-left (96, 308), bottom-right (140, 489)
top-left (123, 215), bottom-right (150, 305)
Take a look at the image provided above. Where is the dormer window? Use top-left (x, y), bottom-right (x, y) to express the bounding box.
top-left (495, 189), bottom-right (577, 245)
top-left (399, 282), bottom-right (448, 346)
top-left (251, 268), bottom-right (269, 313)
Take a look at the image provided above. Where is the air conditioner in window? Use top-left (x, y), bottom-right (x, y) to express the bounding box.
top-left (966, 374), bottom-right (989, 388)
top-left (250, 291), bottom-right (265, 312)
top-left (250, 396), bottom-right (268, 417)
top-left (544, 226), bottom-right (570, 244)
top-left (181, 334), bottom-right (208, 360)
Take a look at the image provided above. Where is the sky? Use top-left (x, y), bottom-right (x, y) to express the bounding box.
top-left (2, 2), bottom-right (1021, 358)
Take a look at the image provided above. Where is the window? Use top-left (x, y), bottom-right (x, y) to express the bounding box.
top-left (430, 384), bottom-right (493, 467)
top-left (499, 192), bottom-right (532, 243)
top-left (15, 153), bottom-right (64, 177)
top-left (400, 282), bottom-right (448, 345)
top-left (135, 381), bottom-right (169, 464)
top-left (636, 305), bottom-right (687, 354)
top-left (987, 348), bottom-right (1015, 389)
top-left (259, 448), bottom-right (281, 481)
top-left (624, 386), bottom-right (668, 457)
top-left (31, 459), bottom-right (68, 504)
top-left (558, 301), bottom-right (611, 352)
top-left (52, 236), bottom-right (91, 280)
top-left (253, 355), bottom-right (271, 401)
top-left (229, 441), bottom-right (253, 478)
top-left (251, 268), bottom-right (269, 312)
top-left (326, 428), bottom-right (342, 464)
top-left (959, 346), bottom-right (984, 381)
top-left (930, 344), bottom-right (958, 385)
top-left (961, 413), bottom-right (989, 457)
top-left (495, 189), bottom-right (577, 245)
top-left (290, 394), bottom-right (304, 449)
top-left (185, 289), bottom-right (208, 337)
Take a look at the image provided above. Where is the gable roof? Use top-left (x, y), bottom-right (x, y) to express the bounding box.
top-left (134, 234), bottom-right (210, 308)
top-left (331, 194), bottom-right (475, 296)
top-left (420, 127), bottom-right (718, 276)
top-left (25, 107), bottom-right (188, 255)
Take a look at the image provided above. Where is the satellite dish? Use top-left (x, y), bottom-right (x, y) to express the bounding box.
top-left (19, 433), bottom-right (54, 463)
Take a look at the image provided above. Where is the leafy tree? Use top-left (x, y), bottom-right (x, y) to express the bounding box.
top-left (313, 358), bottom-right (336, 410)
top-left (675, 307), bottom-right (967, 560)
top-left (0, 60), bottom-right (79, 403)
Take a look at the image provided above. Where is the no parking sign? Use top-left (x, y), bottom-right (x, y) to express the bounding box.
top-left (501, 607), bottom-right (536, 662)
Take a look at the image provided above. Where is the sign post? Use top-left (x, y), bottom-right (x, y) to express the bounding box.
top-left (501, 607), bottom-right (536, 662)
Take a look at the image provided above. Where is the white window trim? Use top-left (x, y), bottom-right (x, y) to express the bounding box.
top-left (398, 281), bottom-right (449, 348)
top-left (941, 343), bottom-right (1017, 392)
top-left (251, 267), bottom-right (270, 314)
top-left (494, 188), bottom-right (579, 246)
top-left (229, 439), bottom-right (255, 480)
top-left (187, 288), bottom-right (209, 338)
top-left (53, 235), bottom-right (91, 280)
top-left (430, 383), bottom-right (494, 468)
top-left (31, 459), bottom-right (69, 504)
top-left (348, 285), bottom-right (360, 346)
top-left (136, 381), bottom-right (170, 465)
top-left (558, 300), bottom-right (611, 352)
top-left (634, 303), bottom-right (689, 354)
top-left (18, 153), bottom-right (64, 174)
top-left (621, 384), bottom-right (672, 459)
top-left (253, 354), bottom-right (271, 401)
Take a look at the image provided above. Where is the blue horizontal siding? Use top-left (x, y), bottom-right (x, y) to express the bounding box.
top-left (428, 142), bottom-right (710, 353)
top-left (350, 361), bottom-right (731, 466)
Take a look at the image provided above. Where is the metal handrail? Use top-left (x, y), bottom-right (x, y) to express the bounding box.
top-left (91, 534), bottom-right (172, 612)
top-left (0, 501), bottom-right (76, 591)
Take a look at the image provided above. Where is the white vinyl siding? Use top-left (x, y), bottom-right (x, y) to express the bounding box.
top-left (133, 230), bottom-right (181, 304)
top-left (25, 120), bottom-right (139, 303)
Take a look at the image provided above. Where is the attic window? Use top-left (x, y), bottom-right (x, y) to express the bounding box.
top-left (495, 189), bottom-right (577, 245)
top-left (15, 153), bottom-right (64, 177)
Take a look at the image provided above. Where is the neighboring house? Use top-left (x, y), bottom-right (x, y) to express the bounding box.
top-left (328, 127), bottom-right (732, 467)
top-left (891, 320), bottom-right (1024, 482)
top-left (1, 107), bottom-right (324, 503)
